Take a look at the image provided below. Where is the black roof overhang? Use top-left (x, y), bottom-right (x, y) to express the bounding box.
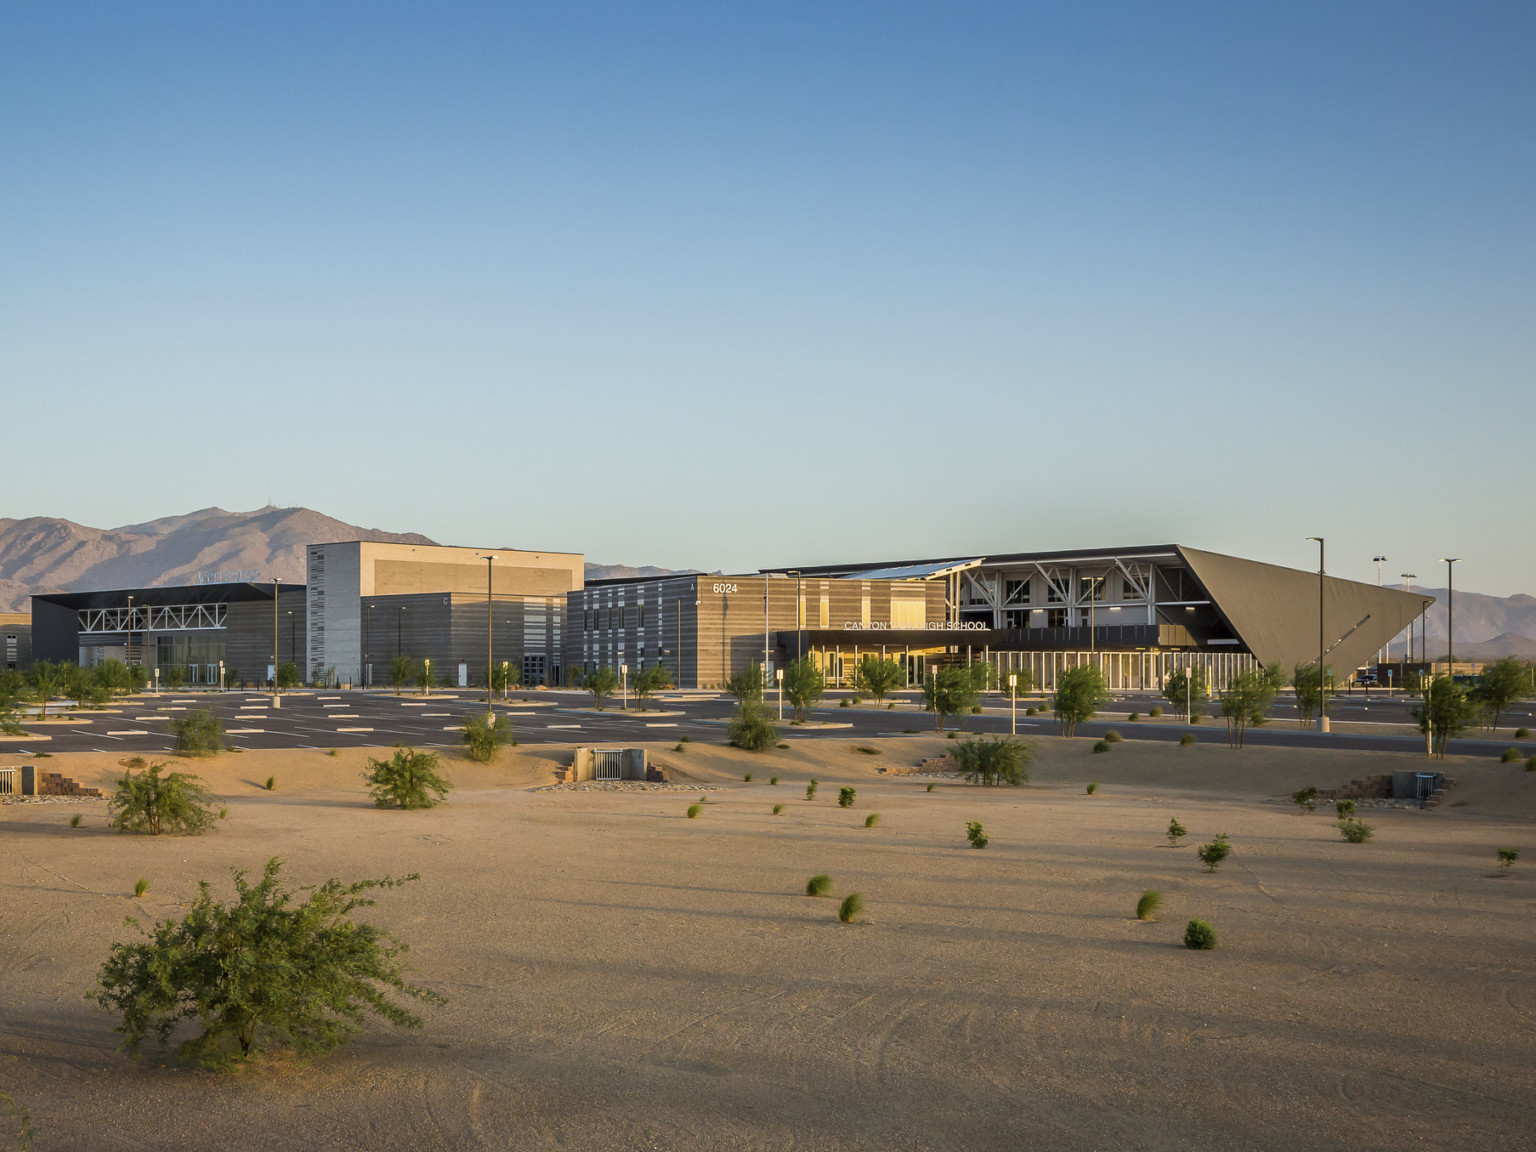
top-left (31, 583), bottom-right (306, 611)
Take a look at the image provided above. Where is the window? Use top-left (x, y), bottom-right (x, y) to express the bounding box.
top-left (1046, 581), bottom-right (1064, 603)
top-left (1003, 610), bottom-right (1029, 629)
top-left (819, 596), bottom-right (829, 628)
top-left (1004, 579), bottom-right (1030, 605)
top-left (1047, 608), bottom-right (1069, 628)
top-left (1120, 575), bottom-right (1144, 601)
top-left (638, 605), bottom-right (647, 628)
top-left (1080, 576), bottom-right (1105, 603)
top-left (890, 598), bottom-right (926, 628)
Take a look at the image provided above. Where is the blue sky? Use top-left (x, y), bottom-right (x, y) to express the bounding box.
top-left (3, 3), bottom-right (1533, 592)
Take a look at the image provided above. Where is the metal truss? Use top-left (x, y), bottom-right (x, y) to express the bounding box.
top-left (78, 604), bottom-right (227, 634)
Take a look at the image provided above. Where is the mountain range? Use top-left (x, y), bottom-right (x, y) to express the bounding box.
top-left (2, 509), bottom-right (1533, 658)
top-left (0, 507), bottom-right (688, 613)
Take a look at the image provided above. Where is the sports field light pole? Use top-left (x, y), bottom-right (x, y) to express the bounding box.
top-left (1307, 538), bottom-right (1327, 733)
top-left (480, 555), bottom-right (497, 723)
top-left (1439, 558), bottom-right (1461, 679)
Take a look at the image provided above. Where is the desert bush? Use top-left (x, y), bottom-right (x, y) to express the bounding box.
top-left (1292, 787), bottom-right (1319, 813)
top-left (1092, 740), bottom-right (1110, 754)
top-left (364, 748), bottom-right (451, 810)
top-left (1167, 817), bottom-right (1187, 847)
top-left (1335, 798), bottom-right (1356, 818)
top-left (109, 761), bottom-right (216, 837)
top-left (326, 748), bottom-right (340, 757)
top-left (1183, 918), bottom-right (1217, 950)
top-left (806, 779), bottom-right (819, 800)
top-left (1528, 755), bottom-right (1536, 772)
top-left (770, 776), bottom-right (779, 785)
top-left (806, 873), bottom-right (832, 897)
top-left (727, 702), bottom-right (779, 752)
top-left (1128, 712), bottom-right (1140, 721)
top-left (926, 782), bottom-right (936, 792)
top-left (1500, 747), bottom-right (1521, 764)
top-left (970, 705), bottom-right (983, 714)
top-left (264, 776), bottom-right (276, 791)
top-left (133, 877), bottom-right (150, 897)
top-left (1025, 707), bottom-right (1037, 717)
top-left (92, 857), bottom-right (442, 1068)
top-left (743, 773), bottom-right (753, 782)
top-left (1086, 781), bottom-right (1099, 794)
top-left (70, 813), bottom-right (82, 828)
top-left (1517, 727), bottom-right (1532, 739)
top-left (1497, 847), bottom-right (1519, 870)
top-left (949, 736), bottom-right (1032, 786)
top-left (855, 746), bottom-right (880, 755)
top-left (686, 804), bottom-right (702, 819)
top-left (772, 803), bottom-right (784, 815)
top-left (1338, 818), bottom-right (1374, 843)
top-left (865, 813), bottom-right (880, 828)
top-left (1104, 729), bottom-right (1123, 743)
top-left (218, 807), bottom-right (228, 820)
top-left (777, 743), bottom-right (790, 749)
top-left (679, 735), bottom-right (690, 744)
top-left (838, 892), bottom-right (864, 923)
top-left (171, 709), bottom-right (224, 756)
top-left (1149, 706), bottom-right (1163, 717)
top-left (673, 742), bottom-right (685, 752)
top-left (1136, 890), bottom-right (1164, 920)
top-left (838, 698), bottom-right (850, 708)
top-left (838, 787), bottom-right (856, 808)
top-left (1196, 833), bottom-right (1231, 871)
top-left (461, 713), bottom-right (510, 762)
top-left (966, 821), bottom-right (988, 849)
top-left (1179, 733), bottom-right (1197, 746)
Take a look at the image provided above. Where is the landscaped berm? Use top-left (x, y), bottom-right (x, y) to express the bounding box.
top-left (2, 736), bottom-right (1535, 1148)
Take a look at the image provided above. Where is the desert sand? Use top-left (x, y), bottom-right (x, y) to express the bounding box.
top-left (3, 735), bottom-right (1536, 1150)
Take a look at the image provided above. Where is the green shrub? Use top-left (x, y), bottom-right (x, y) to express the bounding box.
top-left (855, 746), bottom-right (880, 755)
top-left (109, 761), bottom-right (216, 837)
top-left (1128, 712), bottom-right (1140, 722)
top-left (1517, 728), bottom-right (1531, 739)
top-left (966, 821), bottom-right (988, 849)
top-left (92, 857), bottom-right (442, 1067)
top-left (171, 709), bottom-right (224, 756)
top-left (218, 807), bottom-right (228, 820)
top-left (949, 736), bottom-right (1032, 786)
top-left (1291, 787), bottom-right (1319, 813)
top-left (1183, 918), bottom-right (1217, 950)
top-left (806, 873), bottom-right (832, 897)
top-left (946, 731), bottom-right (957, 739)
top-left (1136, 890), bottom-right (1164, 920)
top-left (865, 813), bottom-right (880, 828)
top-left (1092, 740), bottom-right (1110, 754)
top-left (1497, 847), bottom-right (1519, 870)
top-left (264, 776), bottom-right (276, 791)
top-left (363, 748), bottom-right (451, 810)
top-left (462, 713), bottom-right (510, 762)
top-left (926, 782), bottom-right (936, 792)
top-left (970, 705), bottom-right (983, 714)
top-left (1335, 798), bottom-right (1356, 818)
top-left (1501, 747), bottom-right (1521, 763)
top-left (838, 697), bottom-right (850, 708)
top-left (770, 776), bottom-right (779, 785)
top-left (806, 779), bottom-right (819, 800)
top-left (743, 772), bottom-right (753, 782)
top-left (686, 804), bottom-right (703, 819)
top-left (1086, 781), bottom-right (1099, 794)
top-left (1338, 818), bottom-right (1374, 843)
top-left (838, 892), bottom-right (864, 923)
top-left (70, 813), bottom-right (82, 828)
top-left (1166, 817), bottom-right (1187, 847)
top-left (674, 742), bottom-right (685, 752)
top-left (133, 877), bottom-right (149, 897)
top-left (1196, 833), bottom-right (1231, 871)
top-left (1179, 733), bottom-right (1196, 746)
top-left (1025, 707), bottom-right (1037, 717)
top-left (838, 787), bottom-right (856, 808)
top-left (902, 728), bottom-right (920, 734)
top-left (1528, 754), bottom-right (1536, 772)
top-left (326, 748), bottom-right (339, 757)
top-left (1150, 706), bottom-right (1163, 717)
top-left (772, 803), bottom-right (784, 815)
top-left (728, 702), bottom-right (779, 752)
top-left (777, 743), bottom-right (790, 749)
top-left (1104, 729), bottom-right (1123, 743)
top-left (679, 735), bottom-right (690, 744)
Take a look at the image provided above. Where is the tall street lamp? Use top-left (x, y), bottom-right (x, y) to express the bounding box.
top-left (1306, 538), bottom-right (1327, 733)
top-left (479, 555), bottom-right (497, 721)
top-left (1399, 574), bottom-right (1415, 670)
top-left (1372, 556), bottom-right (1389, 670)
top-left (1438, 558), bottom-right (1461, 678)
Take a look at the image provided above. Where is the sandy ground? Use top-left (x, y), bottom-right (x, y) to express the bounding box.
top-left (3, 736), bottom-right (1536, 1151)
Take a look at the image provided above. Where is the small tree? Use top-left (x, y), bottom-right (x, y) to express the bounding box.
top-left (782, 658), bottom-right (825, 723)
top-left (724, 662), bottom-right (765, 706)
top-left (853, 656), bottom-right (905, 704)
top-left (630, 663), bottom-right (672, 710)
top-left (1291, 786), bottom-right (1319, 813)
top-left (1219, 669), bottom-right (1275, 748)
top-left (949, 736), bottom-right (1032, 786)
top-left (999, 669), bottom-right (1034, 700)
top-left (966, 821), bottom-right (988, 849)
top-left (108, 760), bottom-right (216, 836)
top-left (1412, 676), bottom-right (1480, 758)
top-left (91, 857), bottom-right (443, 1067)
top-left (162, 665), bottom-right (187, 691)
top-left (461, 713), bottom-right (510, 762)
top-left (1196, 833), bottom-right (1231, 871)
top-left (390, 655), bottom-right (413, 694)
top-left (921, 667), bottom-right (979, 731)
top-left (1163, 667), bottom-right (1208, 720)
top-left (1183, 918), bottom-right (1217, 950)
top-left (1166, 817), bottom-right (1187, 847)
top-left (275, 662), bottom-right (302, 691)
top-left (365, 747), bottom-right (451, 809)
top-left (414, 659), bottom-right (434, 695)
top-left (1472, 657), bottom-right (1530, 733)
top-left (1292, 663), bottom-right (1334, 726)
top-left (728, 701), bottom-right (779, 751)
top-left (171, 709), bottom-right (225, 756)
top-left (837, 786), bottom-right (856, 808)
top-left (1052, 664), bottom-right (1108, 737)
top-left (583, 665), bottom-right (619, 709)
top-left (484, 661), bottom-right (520, 695)
top-left (23, 659), bottom-right (68, 719)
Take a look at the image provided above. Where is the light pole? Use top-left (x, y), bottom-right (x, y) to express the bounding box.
top-left (1373, 555), bottom-right (1388, 671)
top-left (620, 663), bottom-right (628, 711)
top-left (272, 579), bottom-right (281, 706)
top-left (1009, 672), bottom-right (1017, 735)
top-left (1307, 537), bottom-right (1327, 733)
top-left (480, 555), bottom-right (497, 721)
top-left (125, 594), bottom-right (134, 670)
top-left (776, 667), bottom-right (785, 721)
top-left (1438, 558), bottom-right (1461, 678)
top-left (1400, 573), bottom-right (1415, 674)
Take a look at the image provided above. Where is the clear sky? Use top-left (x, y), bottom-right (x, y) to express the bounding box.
top-left (3, 3), bottom-right (1533, 593)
